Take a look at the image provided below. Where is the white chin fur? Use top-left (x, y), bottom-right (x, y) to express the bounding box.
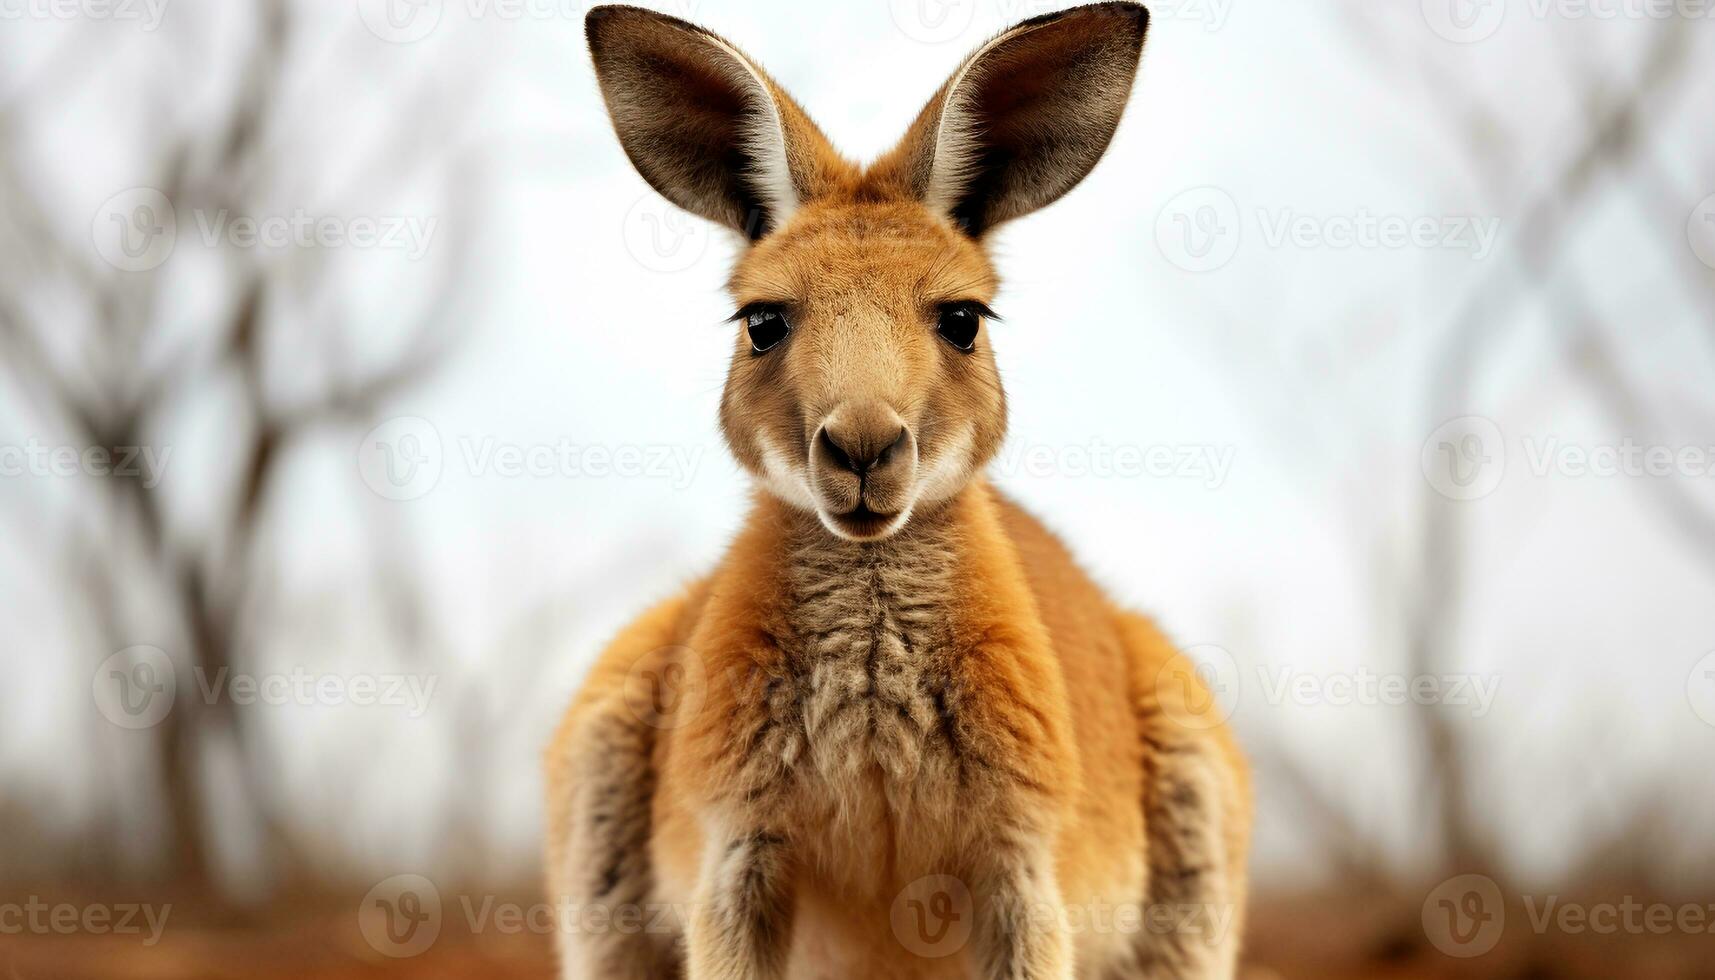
top-left (912, 424), bottom-right (976, 505)
top-left (814, 502), bottom-right (916, 543)
top-left (756, 435), bottom-right (820, 511)
top-left (753, 431), bottom-right (973, 540)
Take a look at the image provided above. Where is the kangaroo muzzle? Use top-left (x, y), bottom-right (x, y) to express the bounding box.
top-left (807, 400), bottom-right (919, 540)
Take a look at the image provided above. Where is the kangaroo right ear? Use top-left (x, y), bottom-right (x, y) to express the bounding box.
top-left (585, 6), bottom-right (841, 239)
top-left (882, 2), bottom-right (1151, 238)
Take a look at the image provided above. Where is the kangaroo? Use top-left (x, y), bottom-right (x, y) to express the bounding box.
top-left (546, 4), bottom-right (1251, 978)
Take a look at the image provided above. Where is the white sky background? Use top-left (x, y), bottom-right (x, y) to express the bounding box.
top-left (2, 0), bottom-right (1714, 892)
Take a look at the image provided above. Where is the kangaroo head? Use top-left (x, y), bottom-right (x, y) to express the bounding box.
top-left (587, 3), bottom-right (1149, 541)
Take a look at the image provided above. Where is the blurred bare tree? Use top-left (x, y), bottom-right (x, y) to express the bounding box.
top-left (0, 0), bottom-right (481, 894)
top-left (1239, 9), bottom-right (1715, 974)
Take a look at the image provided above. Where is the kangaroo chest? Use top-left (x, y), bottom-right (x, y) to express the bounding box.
top-left (774, 526), bottom-right (968, 811)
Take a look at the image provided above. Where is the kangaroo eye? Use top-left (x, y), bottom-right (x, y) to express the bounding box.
top-left (936, 303), bottom-right (988, 352)
top-left (745, 307), bottom-right (790, 354)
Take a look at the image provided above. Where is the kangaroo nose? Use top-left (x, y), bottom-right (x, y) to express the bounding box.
top-left (815, 404), bottom-right (910, 476)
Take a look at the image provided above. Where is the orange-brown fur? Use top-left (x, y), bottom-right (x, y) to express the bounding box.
top-left (549, 5), bottom-right (1250, 978)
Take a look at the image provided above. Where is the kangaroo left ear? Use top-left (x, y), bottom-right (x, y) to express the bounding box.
top-left (882, 2), bottom-right (1150, 237)
top-left (585, 5), bottom-right (843, 239)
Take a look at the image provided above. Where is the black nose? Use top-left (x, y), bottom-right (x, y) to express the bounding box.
top-left (817, 424), bottom-right (908, 475)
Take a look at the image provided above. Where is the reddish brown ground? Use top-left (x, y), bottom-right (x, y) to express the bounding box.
top-left (2, 885), bottom-right (1710, 979)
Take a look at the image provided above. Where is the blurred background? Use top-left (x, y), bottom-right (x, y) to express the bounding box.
top-left (2, 0), bottom-right (1713, 976)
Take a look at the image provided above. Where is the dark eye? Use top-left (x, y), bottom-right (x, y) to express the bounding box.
top-left (936, 303), bottom-right (990, 352)
top-left (744, 307), bottom-right (790, 354)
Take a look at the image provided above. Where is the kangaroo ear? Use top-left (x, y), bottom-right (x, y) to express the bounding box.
top-left (885, 2), bottom-right (1150, 237)
top-left (585, 6), bottom-right (841, 239)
